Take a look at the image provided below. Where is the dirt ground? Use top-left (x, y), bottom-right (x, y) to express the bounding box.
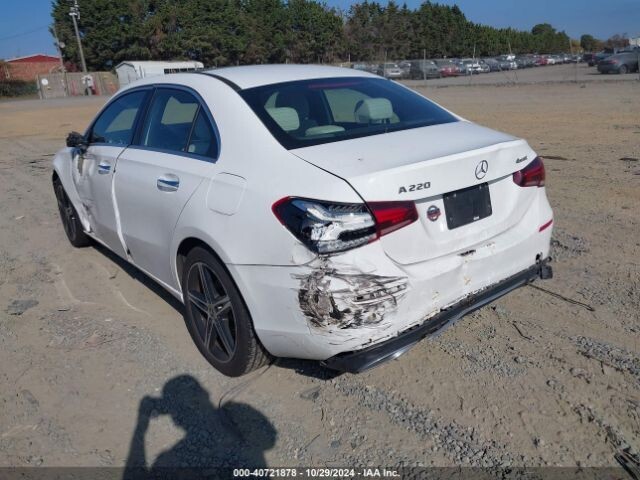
top-left (0, 80), bottom-right (638, 470)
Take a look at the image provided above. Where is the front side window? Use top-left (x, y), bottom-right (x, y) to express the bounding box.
top-left (240, 77), bottom-right (457, 149)
top-left (90, 90), bottom-right (147, 145)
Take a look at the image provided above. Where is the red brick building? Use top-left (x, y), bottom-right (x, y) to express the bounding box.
top-left (2, 54), bottom-right (62, 81)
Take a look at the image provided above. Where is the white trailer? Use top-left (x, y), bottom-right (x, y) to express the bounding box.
top-left (115, 61), bottom-right (204, 87)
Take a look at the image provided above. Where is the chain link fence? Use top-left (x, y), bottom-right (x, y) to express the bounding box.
top-left (325, 53), bottom-right (618, 87)
top-left (35, 71), bottom-right (119, 99)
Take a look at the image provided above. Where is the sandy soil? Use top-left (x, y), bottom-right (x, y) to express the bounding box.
top-left (0, 81), bottom-right (638, 470)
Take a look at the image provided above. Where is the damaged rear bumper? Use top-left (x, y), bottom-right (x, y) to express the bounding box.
top-left (321, 258), bottom-right (552, 373)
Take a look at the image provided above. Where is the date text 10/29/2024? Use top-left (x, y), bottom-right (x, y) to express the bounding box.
top-left (234, 468), bottom-right (400, 477)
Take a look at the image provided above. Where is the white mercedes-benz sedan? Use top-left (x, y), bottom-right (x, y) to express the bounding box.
top-left (53, 65), bottom-right (553, 376)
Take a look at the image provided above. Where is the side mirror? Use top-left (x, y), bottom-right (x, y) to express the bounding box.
top-left (66, 131), bottom-right (88, 151)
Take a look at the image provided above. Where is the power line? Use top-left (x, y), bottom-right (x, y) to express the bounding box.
top-left (0, 25), bottom-right (50, 43)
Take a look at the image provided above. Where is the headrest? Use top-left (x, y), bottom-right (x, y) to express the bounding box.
top-left (354, 98), bottom-right (393, 123)
top-left (266, 107), bottom-right (300, 132)
top-left (305, 125), bottom-right (345, 136)
top-left (276, 92), bottom-right (310, 118)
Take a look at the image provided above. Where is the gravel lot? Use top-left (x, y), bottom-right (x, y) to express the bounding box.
top-left (0, 78), bottom-right (638, 470)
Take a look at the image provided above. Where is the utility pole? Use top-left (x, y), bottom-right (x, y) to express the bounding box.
top-left (69, 0), bottom-right (87, 73)
top-left (569, 37), bottom-right (577, 83)
top-left (69, 0), bottom-right (91, 96)
top-left (52, 23), bottom-right (68, 96)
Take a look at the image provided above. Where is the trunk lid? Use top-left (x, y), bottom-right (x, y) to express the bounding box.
top-left (292, 121), bottom-right (538, 265)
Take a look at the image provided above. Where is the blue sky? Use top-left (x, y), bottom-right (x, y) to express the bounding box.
top-left (1, 0), bottom-right (638, 60)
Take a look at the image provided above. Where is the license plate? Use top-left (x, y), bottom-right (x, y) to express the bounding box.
top-left (443, 183), bottom-right (492, 229)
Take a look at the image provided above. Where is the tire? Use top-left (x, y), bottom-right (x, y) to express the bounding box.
top-left (181, 246), bottom-right (271, 376)
top-left (53, 178), bottom-right (91, 248)
top-left (618, 64), bottom-right (628, 75)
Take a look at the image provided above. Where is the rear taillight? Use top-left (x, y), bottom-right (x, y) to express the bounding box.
top-left (368, 201), bottom-right (418, 237)
top-left (272, 197), bottom-right (417, 254)
top-left (513, 156), bottom-right (545, 187)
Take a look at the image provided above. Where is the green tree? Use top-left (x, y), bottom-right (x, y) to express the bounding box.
top-left (580, 34), bottom-right (600, 52)
top-left (604, 34), bottom-right (629, 50)
top-left (51, 0), bottom-right (583, 70)
top-left (287, 0), bottom-right (344, 63)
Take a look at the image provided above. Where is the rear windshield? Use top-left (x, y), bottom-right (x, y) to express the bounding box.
top-left (239, 77), bottom-right (457, 149)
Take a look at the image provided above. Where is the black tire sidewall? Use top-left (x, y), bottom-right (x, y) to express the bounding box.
top-left (181, 247), bottom-right (257, 377)
top-left (54, 179), bottom-right (89, 247)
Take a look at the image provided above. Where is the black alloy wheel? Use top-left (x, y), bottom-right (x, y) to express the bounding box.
top-left (181, 247), bottom-right (270, 376)
top-left (53, 178), bottom-right (90, 247)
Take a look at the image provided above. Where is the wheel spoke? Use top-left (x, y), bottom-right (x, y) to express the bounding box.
top-left (187, 290), bottom-right (209, 316)
top-left (203, 314), bottom-right (216, 349)
top-left (214, 317), bottom-right (235, 356)
top-left (197, 263), bottom-right (215, 304)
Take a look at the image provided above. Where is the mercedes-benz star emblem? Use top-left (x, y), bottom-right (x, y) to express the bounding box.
top-left (475, 160), bottom-right (489, 180)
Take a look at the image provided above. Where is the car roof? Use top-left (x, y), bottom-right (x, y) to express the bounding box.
top-left (206, 64), bottom-right (378, 90)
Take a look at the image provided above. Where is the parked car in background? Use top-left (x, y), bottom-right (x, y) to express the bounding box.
top-left (583, 53), bottom-right (596, 65)
top-left (409, 60), bottom-right (441, 79)
top-left (399, 61), bottom-right (412, 77)
top-left (352, 63), bottom-right (373, 73)
top-left (498, 57), bottom-right (517, 70)
top-left (478, 60), bottom-right (491, 73)
top-left (592, 51), bottom-right (613, 66)
top-left (483, 58), bottom-right (502, 71)
top-left (377, 63), bottom-right (404, 79)
top-left (434, 59), bottom-right (460, 77)
top-left (54, 64), bottom-right (553, 376)
top-left (597, 52), bottom-right (639, 74)
top-left (520, 56), bottom-right (536, 68)
top-left (454, 60), bottom-right (470, 75)
top-left (461, 58), bottom-right (483, 74)
top-left (534, 56), bottom-right (548, 66)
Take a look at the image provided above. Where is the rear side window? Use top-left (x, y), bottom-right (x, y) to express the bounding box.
top-left (140, 89), bottom-right (199, 153)
top-left (138, 88), bottom-right (218, 158)
top-left (187, 109), bottom-right (218, 158)
top-left (90, 91), bottom-right (147, 145)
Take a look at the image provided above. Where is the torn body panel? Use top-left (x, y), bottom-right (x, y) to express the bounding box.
top-left (295, 258), bottom-right (408, 330)
top-left (67, 145), bottom-right (128, 258)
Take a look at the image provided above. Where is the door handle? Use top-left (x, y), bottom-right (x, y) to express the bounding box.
top-left (157, 174), bottom-right (180, 192)
top-left (97, 161), bottom-right (111, 174)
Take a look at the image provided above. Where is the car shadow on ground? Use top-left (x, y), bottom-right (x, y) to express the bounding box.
top-left (92, 242), bottom-right (184, 315)
top-left (274, 358), bottom-right (344, 380)
top-left (122, 375), bottom-right (276, 478)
